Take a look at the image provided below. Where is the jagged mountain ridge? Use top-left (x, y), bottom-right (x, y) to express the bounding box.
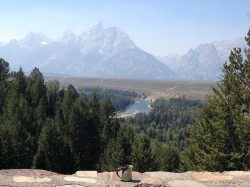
top-left (161, 38), bottom-right (248, 80)
top-left (0, 22), bottom-right (176, 80)
top-left (1, 22), bottom-right (248, 81)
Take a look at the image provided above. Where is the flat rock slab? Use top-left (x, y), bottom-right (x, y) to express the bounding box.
top-left (168, 180), bottom-right (207, 187)
top-left (55, 185), bottom-right (85, 187)
top-left (225, 171), bottom-right (250, 176)
top-left (0, 169), bottom-right (59, 177)
top-left (75, 171), bottom-right (97, 178)
top-left (139, 178), bottom-right (164, 185)
top-left (0, 169), bottom-right (249, 187)
top-left (13, 176), bottom-right (52, 183)
top-left (64, 176), bottom-right (97, 183)
top-left (192, 172), bottom-right (233, 181)
top-left (146, 172), bottom-right (187, 181)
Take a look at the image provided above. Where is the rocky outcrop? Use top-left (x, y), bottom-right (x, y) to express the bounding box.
top-left (0, 169), bottom-right (249, 187)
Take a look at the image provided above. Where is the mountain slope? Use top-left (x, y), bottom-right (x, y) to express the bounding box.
top-left (162, 38), bottom-right (247, 80)
top-left (1, 22), bottom-right (246, 81)
top-left (0, 22), bottom-right (176, 80)
top-left (97, 48), bottom-right (176, 79)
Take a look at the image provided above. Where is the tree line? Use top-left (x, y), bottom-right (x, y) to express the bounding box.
top-left (0, 29), bottom-right (249, 173)
top-left (0, 61), bottom-right (158, 173)
top-left (126, 30), bottom-right (250, 171)
top-left (123, 97), bottom-right (203, 171)
top-left (79, 87), bottom-right (138, 112)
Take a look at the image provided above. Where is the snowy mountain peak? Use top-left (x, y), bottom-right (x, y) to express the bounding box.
top-left (102, 27), bottom-right (136, 50)
top-left (19, 32), bottom-right (51, 47)
top-left (0, 22), bottom-right (175, 80)
top-left (59, 29), bottom-right (79, 44)
top-left (79, 22), bottom-right (136, 55)
top-left (89, 21), bottom-right (104, 35)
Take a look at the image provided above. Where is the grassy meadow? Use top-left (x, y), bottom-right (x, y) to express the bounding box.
top-left (45, 76), bottom-right (215, 100)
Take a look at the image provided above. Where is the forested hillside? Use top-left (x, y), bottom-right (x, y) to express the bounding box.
top-left (0, 29), bottom-right (249, 174)
top-left (123, 98), bottom-right (203, 171)
top-left (79, 87), bottom-right (138, 112)
top-left (1, 59), bottom-right (184, 173)
top-left (181, 30), bottom-right (250, 171)
top-left (0, 58), bottom-right (204, 173)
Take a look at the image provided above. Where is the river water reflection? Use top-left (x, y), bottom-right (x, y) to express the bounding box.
top-left (117, 99), bottom-right (152, 118)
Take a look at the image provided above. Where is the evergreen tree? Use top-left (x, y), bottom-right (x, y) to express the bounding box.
top-left (131, 134), bottom-right (154, 172)
top-left (33, 118), bottom-right (74, 174)
top-left (160, 143), bottom-right (180, 171)
top-left (98, 138), bottom-right (125, 171)
top-left (89, 92), bottom-right (101, 130)
top-left (150, 139), bottom-right (162, 170)
top-left (46, 80), bottom-right (61, 117)
top-left (2, 68), bottom-right (33, 168)
top-left (64, 92), bottom-right (102, 170)
top-left (100, 99), bottom-right (115, 124)
top-left (61, 84), bottom-right (78, 132)
top-left (0, 58), bottom-right (9, 80)
top-left (0, 59), bottom-right (10, 114)
top-left (26, 68), bottom-right (47, 142)
top-left (100, 99), bottom-right (120, 145)
top-left (98, 124), bottom-right (134, 171)
top-left (0, 125), bottom-right (18, 169)
top-left (116, 124), bottom-right (134, 165)
top-left (98, 98), bottom-right (125, 171)
top-left (180, 30), bottom-right (250, 171)
top-left (69, 95), bottom-right (92, 170)
top-left (27, 67), bottom-right (47, 108)
top-left (83, 92), bottom-right (102, 169)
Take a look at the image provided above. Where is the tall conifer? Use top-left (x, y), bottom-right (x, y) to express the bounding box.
top-left (181, 30), bottom-right (250, 171)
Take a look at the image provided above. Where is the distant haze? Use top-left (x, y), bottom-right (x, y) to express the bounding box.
top-left (0, 23), bottom-right (247, 81)
top-left (0, 0), bottom-right (249, 56)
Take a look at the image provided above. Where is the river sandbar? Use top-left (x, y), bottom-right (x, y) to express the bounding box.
top-left (117, 110), bottom-right (139, 118)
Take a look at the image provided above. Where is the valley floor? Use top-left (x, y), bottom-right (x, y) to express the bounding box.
top-left (45, 76), bottom-right (215, 100)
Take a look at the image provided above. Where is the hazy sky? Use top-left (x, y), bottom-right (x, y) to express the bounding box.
top-left (0, 0), bottom-right (249, 56)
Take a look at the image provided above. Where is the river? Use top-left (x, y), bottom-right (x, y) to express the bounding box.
top-left (117, 98), bottom-right (152, 118)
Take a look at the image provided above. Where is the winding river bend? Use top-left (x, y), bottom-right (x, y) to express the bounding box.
top-left (117, 99), bottom-right (152, 118)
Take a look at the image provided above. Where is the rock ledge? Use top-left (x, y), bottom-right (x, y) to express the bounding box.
top-left (0, 169), bottom-right (249, 187)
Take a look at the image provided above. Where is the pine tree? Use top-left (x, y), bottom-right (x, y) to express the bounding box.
top-left (100, 99), bottom-right (115, 124)
top-left (26, 68), bottom-right (47, 142)
top-left (46, 80), bottom-right (61, 117)
top-left (160, 143), bottom-right (180, 171)
top-left (180, 29), bottom-right (250, 171)
top-left (98, 124), bottom-right (134, 171)
top-left (116, 124), bottom-right (134, 165)
top-left (61, 84), bottom-right (79, 132)
top-left (27, 67), bottom-right (47, 108)
top-left (131, 134), bottom-right (154, 172)
top-left (89, 92), bottom-right (101, 130)
top-left (0, 125), bottom-right (18, 169)
top-left (1, 68), bottom-right (33, 168)
top-left (69, 94), bottom-right (91, 170)
top-left (82, 92), bottom-right (102, 169)
top-left (100, 99), bottom-right (120, 145)
top-left (98, 138), bottom-right (125, 171)
top-left (0, 59), bottom-right (10, 114)
top-left (33, 118), bottom-right (74, 174)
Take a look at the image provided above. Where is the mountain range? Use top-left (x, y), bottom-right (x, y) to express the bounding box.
top-left (160, 38), bottom-right (247, 80)
top-left (0, 22), bottom-right (175, 80)
top-left (0, 22), bottom-right (248, 81)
